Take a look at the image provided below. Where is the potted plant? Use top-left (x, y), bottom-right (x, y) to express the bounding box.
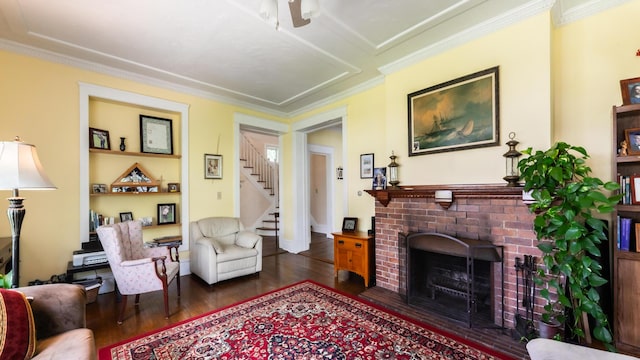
top-left (518, 142), bottom-right (620, 350)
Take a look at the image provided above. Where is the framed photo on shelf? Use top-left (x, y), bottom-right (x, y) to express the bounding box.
top-left (408, 66), bottom-right (499, 156)
top-left (119, 212), bottom-right (133, 222)
top-left (157, 203), bottom-right (176, 225)
top-left (624, 128), bottom-right (640, 155)
top-left (204, 154), bottom-right (222, 179)
top-left (631, 175), bottom-right (640, 205)
top-left (342, 217), bottom-right (358, 232)
top-left (91, 184), bottom-right (107, 193)
top-left (372, 167), bottom-right (386, 190)
top-left (360, 153), bottom-right (374, 178)
top-left (168, 183), bottom-right (180, 192)
top-left (140, 115), bottom-right (173, 154)
top-left (620, 76), bottom-right (640, 105)
top-left (89, 128), bottom-right (111, 150)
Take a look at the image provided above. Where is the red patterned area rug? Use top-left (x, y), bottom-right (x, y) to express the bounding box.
top-left (99, 280), bottom-right (514, 359)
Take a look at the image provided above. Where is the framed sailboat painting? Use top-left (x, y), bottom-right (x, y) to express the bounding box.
top-left (408, 66), bottom-right (500, 156)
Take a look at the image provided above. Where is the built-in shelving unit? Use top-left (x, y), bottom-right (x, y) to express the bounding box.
top-left (611, 103), bottom-right (640, 356)
top-left (79, 83), bottom-right (190, 250)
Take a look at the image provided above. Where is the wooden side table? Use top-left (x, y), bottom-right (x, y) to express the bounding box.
top-left (332, 231), bottom-right (374, 287)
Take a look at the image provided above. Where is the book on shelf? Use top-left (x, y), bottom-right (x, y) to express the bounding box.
top-left (620, 217), bottom-right (632, 251)
top-left (636, 223), bottom-right (640, 252)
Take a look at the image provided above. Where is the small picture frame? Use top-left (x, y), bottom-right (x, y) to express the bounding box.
top-left (342, 217), bottom-right (358, 232)
top-left (167, 183), bottom-right (180, 193)
top-left (140, 115), bottom-right (173, 155)
top-left (119, 212), bottom-right (133, 222)
top-left (204, 154), bottom-right (223, 179)
top-left (91, 183), bottom-right (107, 193)
top-left (89, 128), bottom-right (111, 150)
top-left (620, 77), bottom-right (640, 105)
top-left (372, 167), bottom-right (387, 190)
top-left (625, 128), bottom-right (640, 156)
top-left (360, 153), bottom-right (374, 179)
top-left (158, 203), bottom-right (177, 225)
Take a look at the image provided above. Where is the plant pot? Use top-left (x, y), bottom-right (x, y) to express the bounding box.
top-left (538, 319), bottom-right (563, 339)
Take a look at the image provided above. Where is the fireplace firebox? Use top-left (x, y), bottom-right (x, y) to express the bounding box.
top-left (406, 232), bottom-right (504, 328)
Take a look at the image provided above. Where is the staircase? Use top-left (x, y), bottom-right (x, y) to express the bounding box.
top-left (240, 134), bottom-right (279, 242)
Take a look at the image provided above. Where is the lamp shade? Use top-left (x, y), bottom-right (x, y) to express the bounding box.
top-left (0, 138), bottom-right (56, 190)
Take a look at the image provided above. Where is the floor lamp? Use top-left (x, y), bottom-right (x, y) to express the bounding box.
top-left (0, 137), bottom-right (55, 288)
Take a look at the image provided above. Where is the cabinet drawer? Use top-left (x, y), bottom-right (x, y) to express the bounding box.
top-left (336, 239), bottom-right (365, 251)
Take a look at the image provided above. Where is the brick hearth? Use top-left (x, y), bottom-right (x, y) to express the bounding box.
top-left (368, 185), bottom-right (542, 329)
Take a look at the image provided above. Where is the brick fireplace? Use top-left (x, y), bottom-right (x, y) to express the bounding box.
top-left (367, 184), bottom-right (542, 329)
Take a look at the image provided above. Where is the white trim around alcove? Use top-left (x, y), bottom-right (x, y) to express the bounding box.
top-left (78, 83), bottom-right (190, 268)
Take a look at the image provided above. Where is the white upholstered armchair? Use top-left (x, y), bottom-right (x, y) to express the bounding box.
top-left (96, 220), bottom-right (180, 324)
top-left (190, 217), bottom-right (262, 285)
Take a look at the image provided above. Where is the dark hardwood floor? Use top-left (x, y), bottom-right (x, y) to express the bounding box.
top-left (87, 233), bottom-right (528, 359)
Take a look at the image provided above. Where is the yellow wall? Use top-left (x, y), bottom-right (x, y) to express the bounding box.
top-left (553, 1), bottom-right (640, 181)
top-left (0, 0), bottom-right (638, 283)
top-left (385, 12), bottom-right (552, 185)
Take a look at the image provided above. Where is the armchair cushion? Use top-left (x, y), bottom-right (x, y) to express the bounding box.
top-left (0, 289), bottom-right (36, 360)
top-left (235, 230), bottom-right (261, 249)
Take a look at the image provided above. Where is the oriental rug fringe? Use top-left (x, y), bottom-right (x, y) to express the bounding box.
top-left (99, 280), bottom-right (514, 359)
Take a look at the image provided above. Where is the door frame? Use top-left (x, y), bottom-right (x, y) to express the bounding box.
top-left (291, 106), bottom-right (347, 253)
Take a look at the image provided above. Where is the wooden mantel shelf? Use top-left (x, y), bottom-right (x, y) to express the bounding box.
top-left (365, 184), bottom-right (524, 207)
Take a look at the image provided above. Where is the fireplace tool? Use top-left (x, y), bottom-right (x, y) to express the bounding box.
top-left (513, 255), bottom-right (537, 340)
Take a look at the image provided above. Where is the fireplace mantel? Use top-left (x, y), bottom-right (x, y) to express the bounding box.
top-left (365, 184), bottom-right (524, 206)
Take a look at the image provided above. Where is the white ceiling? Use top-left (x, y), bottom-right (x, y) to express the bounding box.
top-left (0, 0), bottom-right (622, 116)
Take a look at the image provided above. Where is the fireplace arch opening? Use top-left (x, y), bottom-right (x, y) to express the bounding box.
top-left (405, 232), bottom-right (504, 328)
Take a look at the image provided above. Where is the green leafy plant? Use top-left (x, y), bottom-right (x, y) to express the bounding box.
top-left (518, 142), bottom-right (620, 350)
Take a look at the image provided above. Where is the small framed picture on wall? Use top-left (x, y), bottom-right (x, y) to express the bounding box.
top-left (204, 154), bottom-right (222, 179)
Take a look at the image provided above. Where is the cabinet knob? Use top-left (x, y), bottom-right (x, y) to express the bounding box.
top-left (355, 243), bottom-right (362, 248)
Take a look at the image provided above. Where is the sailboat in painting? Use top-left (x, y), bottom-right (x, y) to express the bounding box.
top-left (457, 119), bottom-right (474, 137)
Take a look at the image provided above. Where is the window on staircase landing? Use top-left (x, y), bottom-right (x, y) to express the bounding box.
top-left (266, 144), bottom-right (278, 163)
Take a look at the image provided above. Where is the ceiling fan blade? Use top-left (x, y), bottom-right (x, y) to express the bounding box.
top-left (288, 0), bottom-right (311, 28)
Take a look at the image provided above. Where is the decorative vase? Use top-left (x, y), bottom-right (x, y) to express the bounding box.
top-left (119, 137), bottom-right (126, 151)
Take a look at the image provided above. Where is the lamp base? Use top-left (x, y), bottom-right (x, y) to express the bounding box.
top-left (503, 175), bottom-right (520, 187)
top-left (7, 195), bottom-right (25, 288)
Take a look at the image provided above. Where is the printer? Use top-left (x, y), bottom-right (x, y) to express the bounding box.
top-left (72, 249), bottom-right (108, 266)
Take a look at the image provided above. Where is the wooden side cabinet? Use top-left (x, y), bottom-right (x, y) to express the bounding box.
top-left (332, 231), bottom-right (374, 287)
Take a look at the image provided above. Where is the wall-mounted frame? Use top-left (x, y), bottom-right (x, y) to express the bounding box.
top-left (157, 203), bottom-right (176, 225)
top-left (140, 115), bottom-right (173, 154)
top-left (119, 212), bottom-right (133, 222)
top-left (168, 183), bottom-right (180, 193)
top-left (408, 66), bottom-right (500, 156)
top-left (625, 128), bottom-right (640, 156)
top-left (89, 127), bottom-right (111, 150)
top-left (342, 217), bottom-right (358, 232)
top-left (360, 153), bottom-right (374, 178)
top-left (204, 154), bottom-right (222, 179)
top-left (620, 76), bottom-right (640, 105)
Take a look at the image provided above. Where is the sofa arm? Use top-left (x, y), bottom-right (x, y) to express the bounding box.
top-left (18, 283), bottom-right (86, 340)
top-left (526, 338), bottom-right (637, 360)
